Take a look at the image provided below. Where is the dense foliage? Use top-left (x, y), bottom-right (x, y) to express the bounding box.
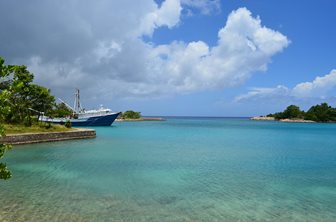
top-left (120, 110), bottom-right (141, 119)
top-left (0, 57), bottom-right (12, 180)
top-left (305, 103), bottom-right (336, 122)
top-left (0, 57), bottom-right (73, 121)
top-left (267, 103), bottom-right (336, 122)
top-left (0, 124), bottom-right (11, 180)
top-left (0, 58), bottom-right (56, 124)
top-left (268, 105), bottom-right (304, 120)
top-left (64, 120), bottom-right (72, 128)
top-left (52, 103), bottom-right (73, 118)
top-left (1, 56), bottom-right (73, 180)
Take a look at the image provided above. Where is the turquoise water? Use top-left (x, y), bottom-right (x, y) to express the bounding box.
top-left (1, 118), bottom-right (336, 221)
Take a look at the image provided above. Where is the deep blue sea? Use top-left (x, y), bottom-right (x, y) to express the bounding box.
top-left (1, 118), bottom-right (336, 221)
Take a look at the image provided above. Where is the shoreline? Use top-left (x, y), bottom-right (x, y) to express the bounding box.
top-left (250, 116), bottom-right (316, 123)
top-left (116, 117), bottom-right (165, 122)
top-left (279, 118), bottom-right (315, 123)
top-left (0, 128), bottom-right (96, 145)
top-left (250, 116), bottom-right (275, 121)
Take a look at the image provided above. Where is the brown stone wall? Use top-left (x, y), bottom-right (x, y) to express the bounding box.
top-left (0, 129), bottom-right (96, 145)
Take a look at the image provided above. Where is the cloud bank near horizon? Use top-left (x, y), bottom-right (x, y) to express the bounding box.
top-left (0, 0), bottom-right (289, 101)
top-left (235, 70), bottom-right (336, 109)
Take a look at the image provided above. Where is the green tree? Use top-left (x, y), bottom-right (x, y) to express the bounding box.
top-left (121, 110), bottom-right (141, 119)
top-left (0, 125), bottom-right (11, 180)
top-left (4, 64), bottom-right (35, 123)
top-left (29, 84), bottom-right (55, 118)
top-left (0, 57), bottom-right (12, 180)
top-left (304, 103), bottom-right (336, 122)
top-left (64, 120), bottom-right (72, 128)
top-left (52, 102), bottom-right (73, 118)
top-left (269, 102), bottom-right (336, 122)
top-left (282, 105), bottom-right (303, 119)
top-left (0, 57), bottom-right (55, 123)
top-left (273, 105), bottom-right (303, 120)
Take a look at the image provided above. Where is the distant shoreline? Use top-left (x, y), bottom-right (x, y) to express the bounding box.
top-left (116, 117), bottom-right (165, 122)
top-left (250, 116), bottom-right (316, 123)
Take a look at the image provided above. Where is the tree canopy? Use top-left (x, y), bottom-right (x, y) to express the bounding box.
top-left (120, 110), bottom-right (141, 119)
top-left (52, 102), bottom-right (73, 118)
top-left (305, 103), bottom-right (336, 122)
top-left (267, 103), bottom-right (336, 122)
top-left (0, 58), bottom-right (56, 124)
top-left (0, 57), bottom-right (12, 180)
top-left (0, 56), bottom-right (62, 180)
top-left (0, 124), bottom-right (11, 180)
top-left (269, 105), bottom-right (304, 120)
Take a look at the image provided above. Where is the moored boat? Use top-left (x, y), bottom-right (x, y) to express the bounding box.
top-left (40, 89), bottom-right (120, 126)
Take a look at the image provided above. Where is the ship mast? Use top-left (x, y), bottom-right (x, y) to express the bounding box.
top-left (73, 88), bottom-right (83, 114)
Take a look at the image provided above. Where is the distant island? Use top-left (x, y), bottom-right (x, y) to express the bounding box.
top-left (119, 110), bottom-right (141, 119)
top-left (117, 110), bottom-right (164, 121)
top-left (252, 103), bottom-right (336, 123)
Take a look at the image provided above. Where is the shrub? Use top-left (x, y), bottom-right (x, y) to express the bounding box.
top-left (45, 122), bottom-right (52, 129)
top-left (23, 116), bottom-right (32, 127)
top-left (64, 120), bottom-right (72, 128)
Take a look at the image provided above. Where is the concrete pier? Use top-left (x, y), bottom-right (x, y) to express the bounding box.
top-left (0, 128), bottom-right (96, 145)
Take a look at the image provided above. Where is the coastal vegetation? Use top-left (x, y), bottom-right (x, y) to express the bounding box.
top-left (118, 111), bottom-right (164, 122)
top-left (0, 56), bottom-right (73, 179)
top-left (0, 57), bottom-right (12, 180)
top-left (64, 120), bottom-right (72, 128)
top-left (120, 110), bottom-right (141, 119)
top-left (0, 65), bottom-right (54, 124)
top-left (0, 125), bottom-right (11, 180)
top-left (53, 103), bottom-right (73, 118)
top-left (267, 103), bottom-right (336, 122)
top-left (3, 123), bottom-right (72, 134)
top-left (0, 56), bottom-right (73, 124)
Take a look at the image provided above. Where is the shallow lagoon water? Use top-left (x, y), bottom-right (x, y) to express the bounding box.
top-left (1, 118), bottom-right (336, 221)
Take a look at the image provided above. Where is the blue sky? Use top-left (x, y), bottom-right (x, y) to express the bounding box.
top-left (144, 0), bottom-right (336, 116)
top-left (0, 0), bottom-right (335, 116)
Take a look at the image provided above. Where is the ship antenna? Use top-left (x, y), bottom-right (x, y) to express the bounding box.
top-left (75, 88), bottom-right (83, 113)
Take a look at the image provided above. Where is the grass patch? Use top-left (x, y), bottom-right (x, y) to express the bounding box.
top-left (3, 123), bottom-right (73, 134)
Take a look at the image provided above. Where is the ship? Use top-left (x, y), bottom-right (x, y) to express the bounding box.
top-left (39, 89), bottom-right (120, 126)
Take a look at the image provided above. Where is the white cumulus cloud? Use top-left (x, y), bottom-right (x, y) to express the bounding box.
top-left (139, 0), bottom-right (182, 36)
top-left (137, 7), bottom-right (289, 94)
top-left (0, 1), bottom-right (289, 104)
top-left (236, 70), bottom-right (336, 105)
top-left (292, 70), bottom-right (336, 97)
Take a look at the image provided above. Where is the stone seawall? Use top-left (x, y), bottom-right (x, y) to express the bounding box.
top-left (0, 128), bottom-right (96, 145)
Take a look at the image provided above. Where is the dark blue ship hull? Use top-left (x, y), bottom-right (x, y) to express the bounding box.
top-left (46, 112), bottom-right (121, 126)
